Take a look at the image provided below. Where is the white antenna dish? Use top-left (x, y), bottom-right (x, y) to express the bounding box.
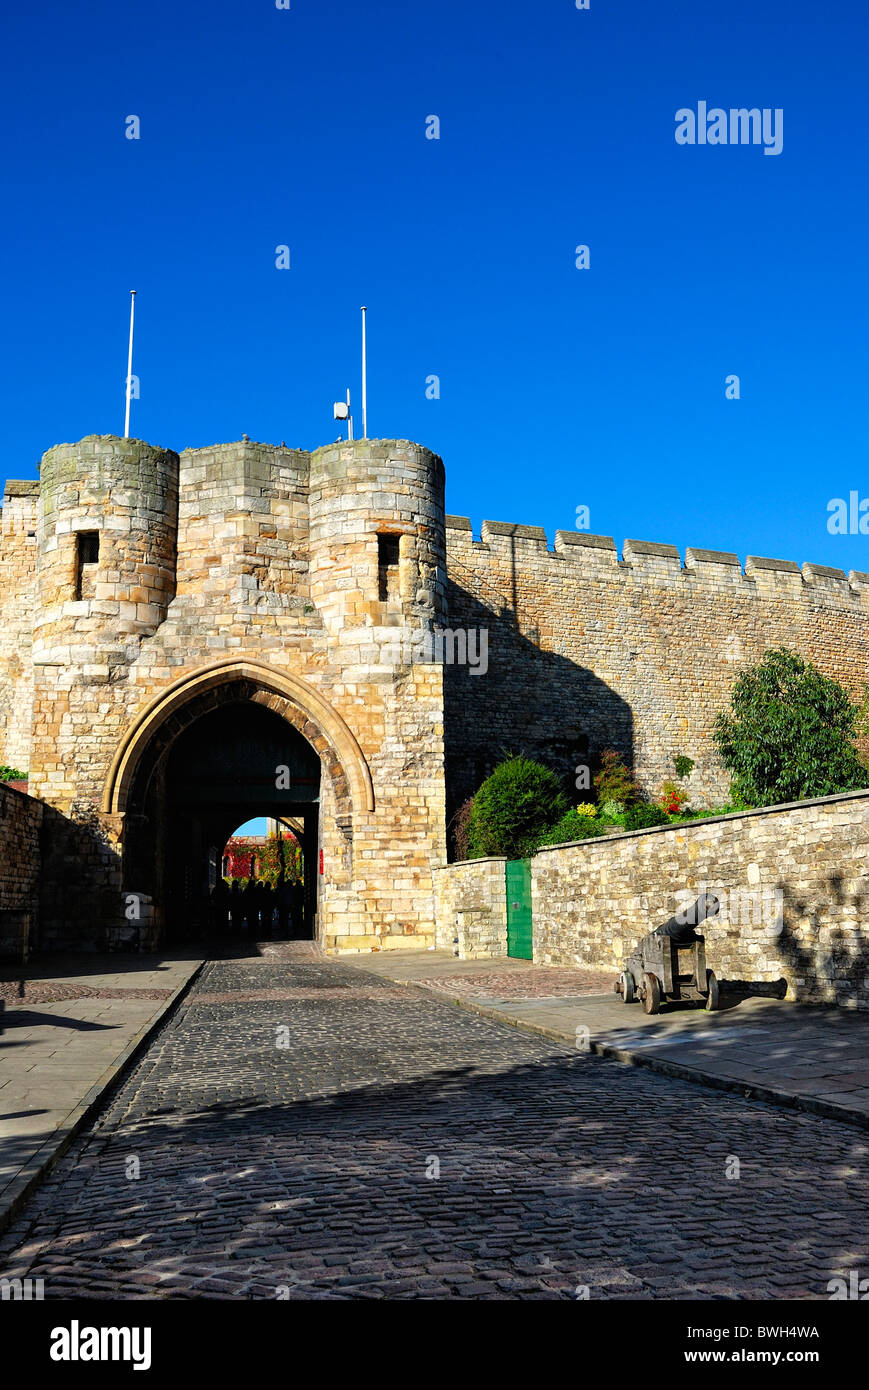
top-left (332, 389), bottom-right (353, 440)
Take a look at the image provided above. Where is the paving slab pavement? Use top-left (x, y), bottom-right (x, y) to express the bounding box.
top-left (343, 949), bottom-right (869, 1129)
top-left (0, 951), bottom-right (204, 1231)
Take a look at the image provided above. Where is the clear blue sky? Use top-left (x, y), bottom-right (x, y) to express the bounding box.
top-left (1, 0), bottom-right (867, 570)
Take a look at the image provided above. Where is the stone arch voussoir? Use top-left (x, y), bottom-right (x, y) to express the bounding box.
top-left (102, 659), bottom-right (374, 826)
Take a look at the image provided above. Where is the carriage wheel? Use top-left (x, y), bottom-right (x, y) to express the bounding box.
top-left (620, 971), bottom-right (635, 1004)
top-left (641, 971), bottom-right (661, 1015)
top-left (705, 970), bottom-right (720, 1012)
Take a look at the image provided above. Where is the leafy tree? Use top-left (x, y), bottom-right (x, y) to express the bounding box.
top-left (468, 756), bottom-right (568, 858)
top-left (713, 647), bottom-right (869, 807)
top-left (260, 830), bottom-right (303, 884)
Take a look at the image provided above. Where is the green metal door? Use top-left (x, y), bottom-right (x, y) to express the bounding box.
top-left (506, 858), bottom-right (533, 959)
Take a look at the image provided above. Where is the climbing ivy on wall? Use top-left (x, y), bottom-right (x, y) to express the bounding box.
top-left (224, 831), bottom-right (303, 884)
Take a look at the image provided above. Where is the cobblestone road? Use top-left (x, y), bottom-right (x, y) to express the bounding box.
top-left (1, 958), bottom-right (866, 1299)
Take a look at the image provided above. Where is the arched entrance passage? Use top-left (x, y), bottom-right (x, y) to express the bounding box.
top-left (103, 661), bottom-right (374, 944)
top-left (163, 701), bottom-right (320, 938)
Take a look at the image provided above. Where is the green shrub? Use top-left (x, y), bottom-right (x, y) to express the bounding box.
top-left (673, 754), bottom-right (694, 779)
top-left (624, 800), bottom-right (670, 831)
top-left (468, 756), bottom-right (568, 858)
top-left (0, 766), bottom-right (27, 782)
top-left (536, 806), bottom-right (608, 847)
top-left (714, 647), bottom-right (869, 807)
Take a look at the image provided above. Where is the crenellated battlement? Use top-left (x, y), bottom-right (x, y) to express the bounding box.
top-left (444, 516), bottom-right (869, 610)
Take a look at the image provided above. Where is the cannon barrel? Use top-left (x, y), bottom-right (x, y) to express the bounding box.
top-left (655, 891), bottom-right (721, 942)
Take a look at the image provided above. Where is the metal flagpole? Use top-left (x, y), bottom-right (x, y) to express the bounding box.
top-left (124, 290), bottom-right (137, 438)
top-left (360, 305), bottom-right (368, 439)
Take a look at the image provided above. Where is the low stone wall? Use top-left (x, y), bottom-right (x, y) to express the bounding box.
top-left (434, 790), bottom-right (869, 1008)
top-left (38, 804), bottom-right (125, 952)
top-left (0, 781), bottom-right (43, 959)
top-left (434, 857), bottom-right (507, 957)
top-left (532, 789), bottom-right (869, 1008)
top-left (0, 783), bottom-right (129, 956)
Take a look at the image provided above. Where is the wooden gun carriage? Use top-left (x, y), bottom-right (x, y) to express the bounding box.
top-left (614, 894), bottom-right (721, 1015)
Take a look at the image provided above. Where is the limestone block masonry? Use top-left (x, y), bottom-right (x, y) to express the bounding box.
top-left (2, 428), bottom-right (869, 955)
top-left (0, 780), bottom-right (42, 958)
top-left (0, 481), bottom-right (38, 774)
top-left (434, 857), bottom-right (508, 958)
top-left (530, 788), bottom-right (869, 1007)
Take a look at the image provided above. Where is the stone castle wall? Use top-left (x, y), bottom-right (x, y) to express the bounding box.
top-left (531, 788), bottom-right (869, 1007)
top-left (0, 781), bottom-right (42, 958)
top-left (444, 519), bottom-right (869, 813)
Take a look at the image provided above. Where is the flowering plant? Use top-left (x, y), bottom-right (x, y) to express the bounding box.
top-left (659, 779), bottom-right (689, 816)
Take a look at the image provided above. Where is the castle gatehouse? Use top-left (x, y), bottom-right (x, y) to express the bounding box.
top-left (2, 432), bottom-right (869, 954)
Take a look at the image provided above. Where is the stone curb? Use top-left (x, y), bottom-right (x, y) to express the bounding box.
top-left (0, 960), bottom-right (205, 1237)
top-left (342, 963), bottom-right (869, 1134)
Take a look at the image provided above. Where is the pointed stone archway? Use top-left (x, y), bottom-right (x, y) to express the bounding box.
top-left (102, 660), bottom-right (374, 945)
top-left (103, 658), bottom-right (374, 819)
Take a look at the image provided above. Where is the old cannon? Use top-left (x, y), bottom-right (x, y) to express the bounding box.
top-left (615, 892), bottom-right (721, 1015)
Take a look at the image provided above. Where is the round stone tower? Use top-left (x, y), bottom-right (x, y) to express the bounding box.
top-left (308, 438), bottom-right (446, 645)
top-left (34, 435), bottom-right (179, 669)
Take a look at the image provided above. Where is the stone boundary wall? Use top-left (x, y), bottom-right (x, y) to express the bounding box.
top-left (434, 857), bottom-right (507, 957)
top-left (530, 788), bottom-right (869, 1008)
top-left (435, 789), bottom-right (869, 1008)
top-left (0, 781), bottom-right (43, 959)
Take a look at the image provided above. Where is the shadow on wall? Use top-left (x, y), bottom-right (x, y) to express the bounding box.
top-left (776, 873), bottom-right (869, 1007)
top-left (37, 803), bottom-right (122, 952)
top-left (444, 582), bottom-right (634, 831)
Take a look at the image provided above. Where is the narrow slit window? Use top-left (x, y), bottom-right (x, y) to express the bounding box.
top-left (76, 531), bottom-right (100, 600)
top-left (378, 533), bottom-right (400, 601)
